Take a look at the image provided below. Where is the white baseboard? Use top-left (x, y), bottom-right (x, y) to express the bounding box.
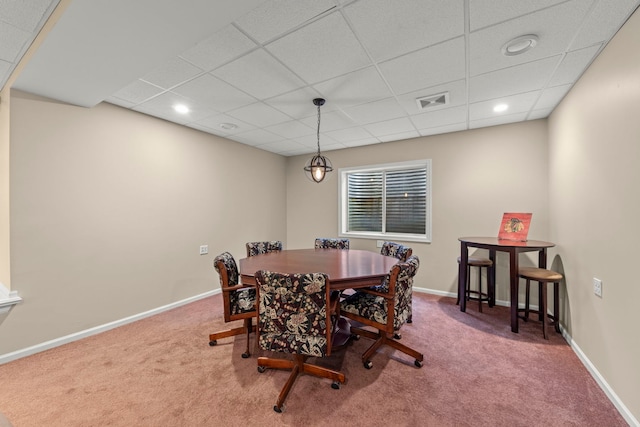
top-left (0, 289), bottom-right (219, 365)
top-left (414, 286), bottom-right (639, 426)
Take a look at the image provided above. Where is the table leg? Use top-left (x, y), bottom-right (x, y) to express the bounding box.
top-left (509, 249), bottom-right (519, 333)
top-left (488, 250), bottom-right (496, 307)
top-left (459, 243), bottom-right (468, 312)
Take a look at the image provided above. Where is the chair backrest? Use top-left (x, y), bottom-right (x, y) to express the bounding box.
top-left (380, 241), bottom-right (413, 261)
top-left (390, 255), bottom-right (419, 330)
top-left (255, 270), bottom-right (331, 357)
top-left (246, 240), bottom-right (283, 257)
top-left (314, 238), bottom-right (350, 249)
top-left (213, 252), bottom-right (239, 287)
top-left (214, 252), bottom-right (256, 322)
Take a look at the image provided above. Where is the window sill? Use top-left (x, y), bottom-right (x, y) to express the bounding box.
top-left (0, 284), bottom-right (22, 314)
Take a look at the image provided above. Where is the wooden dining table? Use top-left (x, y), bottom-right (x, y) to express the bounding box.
top-left (240, 248), bottom-right (399, 348)
top-left (239, 248), bottom-right (399, 290)
top-left (458, 237), bottom-right (555, 333)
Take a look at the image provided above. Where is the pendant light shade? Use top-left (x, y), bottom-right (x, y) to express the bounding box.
top-left (303, 98), bottom-right (333, 183)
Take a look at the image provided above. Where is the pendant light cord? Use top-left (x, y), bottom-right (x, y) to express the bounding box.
top-left (316, 103), bottom-right (322, 156)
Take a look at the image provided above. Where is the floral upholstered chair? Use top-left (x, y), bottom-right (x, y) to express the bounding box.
top-left (245, 240), bottom-right (283, 257)
top-left (208, 252), bottom-right (256, 358)
top-left (380, 242), bottom-right (414, 323)
top-left (340, 256), bottom-right (423, 369)
top-left (314, 238), bottom-right (350, 249)
top-left (380, 241), bottom-right (413, 261)
top-left (255, 270), bottom-right (345, 413)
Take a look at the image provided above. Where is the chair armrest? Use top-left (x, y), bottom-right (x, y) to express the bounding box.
top-left (356, 288), bottom-right (393, 300)
top-left (222, 284), bottom-right (253, 292)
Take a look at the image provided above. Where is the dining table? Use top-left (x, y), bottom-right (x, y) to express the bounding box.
top-left (458, 237), bottom-right (555, 333)
top-left (239, 248), bottom-right (399, 290)
top-left (239, 248), bottom-right (400, 348)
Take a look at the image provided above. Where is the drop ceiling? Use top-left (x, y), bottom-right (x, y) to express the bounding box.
top-left (2, 0), bottom-right (639, 156)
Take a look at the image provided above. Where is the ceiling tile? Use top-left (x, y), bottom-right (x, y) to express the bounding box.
top-left (233, 128), bottom-right (284, 146)
top-left (258, 139), bottom-right (309, 154)
top-left (179, 25), bottom-right (257, 72)
top-left (469, 56), bottom-right (561, 103)
top-left (410, 105), bottom-right (467, 130)
top-left (469, 112), bottom-right (528, 129)
top-left (344, 0), bottom-right (464, 61)
top-left (468, 0), bottom-right (567, 31)
top-left (535, 84), bottom-right (572, 110)
top-left (342, 97), bottom-right (406, 125)
top-left (364, 117), bottom-right (417, 137)
top-left (300, 109), bottom-right (356, 132)
top-left (296, 132), bottom-right (339, 148)
top-left (265, 120), bottom-right (315, 139)
top-left (193, 113), bottom-right (256, 135)
top-left (312, 66), bottom-right (392, 110)
top-left (548, 45), bottom-right (601, 87)
top-left (343, 137), bottom-right (380, 148)
top-left (0, 0), bottom-right (57, 32)
top-left (469, 91), bottom-right (540, 121)
top-left (379, 37), bottom-right (466, 95)
top-left (378, 131), bottom-right (420, 143)
top-left (0, 23), bottom-right (30, 62)
top-left (110, 80), bottom-right (164, 105)
top-left (325, 126), bottom-right (373, 142)
top-left (172, 73), bottom-right (255, 112)
top-left (140, 57), bottom-right (203, 90)
top-left (469, 0), bottom-right (593, 77)
top-left (419, 122), bottom-right (467, 137)
top-left (265, 87), bottom-right (326, 118)
top-left (570, 0), bottom-right (640, 50)
top-left (266, 11), bottom-right (370, 84)
top-left (212, 48), bottom-right (305, 99)
top-left (528, 108), bottom-right (554, 120)
top-left (234, 0), bottom-right (338, 43)
top-left (227, 102), bottom-right (292, 128)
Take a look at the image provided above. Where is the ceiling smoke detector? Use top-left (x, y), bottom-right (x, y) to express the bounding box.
top-left (502, 34), bottom-right (539, 56)
top-left (416, 92), bottom-right (449, 111)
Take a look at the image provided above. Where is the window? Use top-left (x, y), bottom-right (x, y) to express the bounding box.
top-left (339, 160), bottom-right (431, 243)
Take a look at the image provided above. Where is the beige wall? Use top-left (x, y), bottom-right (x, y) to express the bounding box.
top-left (548, 8), bottom-right (640, 421)
top-left (286, 120), bottom-right (550, 302)
top-left (0, 88), bottom-right (10, 288)
top-left (0, 91), bottom-right (286, 354)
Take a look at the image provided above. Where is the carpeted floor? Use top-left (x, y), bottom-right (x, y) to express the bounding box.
top-left (0, 293), bottom-right (627, 426)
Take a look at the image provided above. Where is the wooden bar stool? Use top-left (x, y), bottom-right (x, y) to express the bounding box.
top-left (518, 267), bottom-right (563, 339)
top-left (457, 256), bottom-right (493, 312)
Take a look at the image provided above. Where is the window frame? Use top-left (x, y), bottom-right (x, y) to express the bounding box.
top-left (338, 159), bottom-right (432, 243)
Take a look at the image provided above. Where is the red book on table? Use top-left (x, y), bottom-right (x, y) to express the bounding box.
top-left (498, 213), bottom-right (532, 241)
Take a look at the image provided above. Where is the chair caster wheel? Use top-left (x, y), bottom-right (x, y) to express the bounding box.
top-left (331, 381), bottom-right (340, 390)
top-left (241, 352), bottom-right (250, 359)
top-left (350, 334), bottom-right (360, 341)
top-left (364, 360), bottom-right (373, 369)
top-left (209, 340), bottom-right (217, 346)
top-left (273, 405), bottom-right (282, 413)
top-left (414, 359), bottom-right (423, 368)
top-left (393, 333), bottom-right (402, 340)
top-left (258, 366), bottom-right (266, 373)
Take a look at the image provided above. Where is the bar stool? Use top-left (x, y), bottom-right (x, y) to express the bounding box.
top-left (518, 267), bottom-right (563, 339)
top-left (457, 256), bottom-right (493, 312)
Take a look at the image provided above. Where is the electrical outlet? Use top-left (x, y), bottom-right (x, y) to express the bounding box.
top-left (376, 240), bottom-right (384, 248)
top-left (199, 245), bottom-right (208, 255)
top-left (593, 278), bottom-right (602, 297)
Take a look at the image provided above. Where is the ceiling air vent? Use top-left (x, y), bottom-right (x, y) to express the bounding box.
top-left (416, 92), bottom-right (449, 111)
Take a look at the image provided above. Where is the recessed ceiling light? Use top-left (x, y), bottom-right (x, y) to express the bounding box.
top-left (173, 104), bottom-right (189, 114)
top-left (220, 123), bottom-right (238, 130)
top-left (502, 34), bottom-right (538, 56)
top-left (494, 103), bottom-right (509, 113)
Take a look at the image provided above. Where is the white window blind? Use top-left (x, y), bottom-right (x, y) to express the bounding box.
top-left (340, 160), bottom-right (431, 243)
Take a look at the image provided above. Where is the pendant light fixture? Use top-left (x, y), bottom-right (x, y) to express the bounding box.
top-left (304, 98), bottom-right (333, 183)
